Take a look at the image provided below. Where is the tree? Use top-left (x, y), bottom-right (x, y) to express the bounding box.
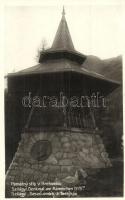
top-left (35, 38), bottom-right (48, 62)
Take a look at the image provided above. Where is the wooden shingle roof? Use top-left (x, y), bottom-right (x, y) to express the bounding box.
top-left (51, 6), bottom-right (74, 51)
top-left (7, 7), bottom-right (121, 91)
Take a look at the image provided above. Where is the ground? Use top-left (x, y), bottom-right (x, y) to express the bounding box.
top-left (79, 159), bottom-right (123, 197)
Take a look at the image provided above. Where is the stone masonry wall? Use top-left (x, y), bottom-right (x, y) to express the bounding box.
top-left (6, 130), bottom-right (112, 197)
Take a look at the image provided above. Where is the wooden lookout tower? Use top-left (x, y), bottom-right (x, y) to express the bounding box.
top-left (6, 7), bottom-right (120, 197)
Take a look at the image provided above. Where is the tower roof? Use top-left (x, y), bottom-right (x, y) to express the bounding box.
top-left (7, 7), bottom-right (121, 93)
top-left (39, 7), bottom-right (86, 64)
top-left (51, 6), bottom-right (74, 51)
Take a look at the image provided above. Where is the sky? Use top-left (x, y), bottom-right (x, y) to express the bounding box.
top-left (4, 1), bottom-right (125, 73)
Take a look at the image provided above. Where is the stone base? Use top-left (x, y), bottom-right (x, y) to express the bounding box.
top-left (6, 130), bottom-right (112, 197)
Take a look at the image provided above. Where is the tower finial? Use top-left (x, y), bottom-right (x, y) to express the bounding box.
top-left (62, 6), bottom-right (65, 16)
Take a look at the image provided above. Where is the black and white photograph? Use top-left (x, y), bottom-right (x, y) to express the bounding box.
top-left (3, 0), bottom-right (124, 198)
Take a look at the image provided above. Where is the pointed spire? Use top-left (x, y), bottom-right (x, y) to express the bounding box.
top-left (62, 6), bottom-right (65, 17)
top-left (51, 7), bottom-right (74, 51)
